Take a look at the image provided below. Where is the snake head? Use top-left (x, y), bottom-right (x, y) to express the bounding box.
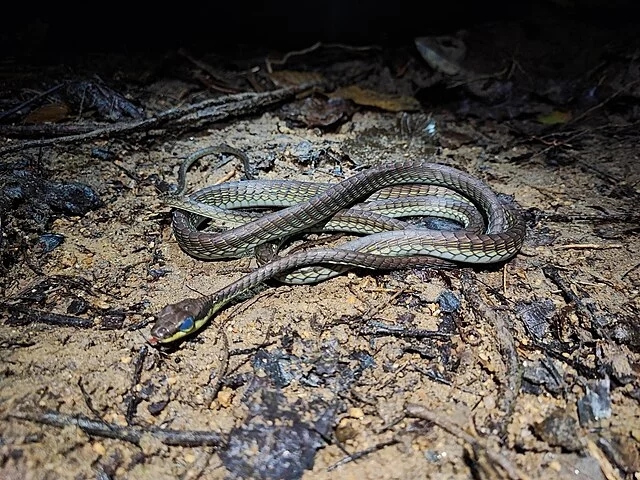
top-left (149, 298), bottom-right (202, 345)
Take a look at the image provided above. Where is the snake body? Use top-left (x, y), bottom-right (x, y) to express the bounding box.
top-left (149, 159), bottom-right (525, 344)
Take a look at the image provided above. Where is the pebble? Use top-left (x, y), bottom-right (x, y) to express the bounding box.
top-left (347, 407), bottom-right (364, 419)
top-left (217, 388), bottom-right (234, 408)
top-left (92, 442), bottom-right (106, 456)
top-left (549, 460), bottom-right (562, 472)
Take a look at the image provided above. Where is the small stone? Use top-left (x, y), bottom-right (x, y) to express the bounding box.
top-left (577, 377), bottom-right (612, 425)
top-left (548, 460), bottom-right (562, 472)
top-left (437, 290), bottom-right (461, 313)
top-left (37, 233), bottom-right (65, 253)
top-left (217, 388), bottom-right (234, 408)
top-left (95, 298), bottom-right (110, 309)
top-left (92, 442), bottom-right (106, 456)
top-left (335, 418), bottom-right (359, 443)
top-left (533, 409), bottom-right (583, 451)
top-left (147, 400), bottom-right (168, 416)
top-left (348, 407), bottom-right (364, 419)
top-left (67, 298), bottom-right (89, 315)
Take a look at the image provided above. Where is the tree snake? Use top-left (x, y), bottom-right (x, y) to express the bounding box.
top-left (149, 148), bottom-right (525, 344)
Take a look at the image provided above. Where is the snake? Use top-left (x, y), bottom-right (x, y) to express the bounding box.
top-left (149, 152), bottom-right (525, 345)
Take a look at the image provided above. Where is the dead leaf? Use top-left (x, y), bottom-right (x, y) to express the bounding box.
top-left (414, 36), bottom-right (467, 76)
top-left (330, 85), bottom-right (420, 112)
top-left (278, 95), bottom-right (355, 128)
top-left (23, 103), bottom-right (70, 124)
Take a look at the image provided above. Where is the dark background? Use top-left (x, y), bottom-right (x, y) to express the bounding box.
top-left (2, 0), bottom-right (639, 56)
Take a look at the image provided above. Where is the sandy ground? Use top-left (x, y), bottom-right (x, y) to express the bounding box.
top-left (1, 22), bottom-right (640, 480)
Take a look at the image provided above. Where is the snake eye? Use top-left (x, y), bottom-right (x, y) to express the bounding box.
top-left (179, 316), bottom-right (195, 332)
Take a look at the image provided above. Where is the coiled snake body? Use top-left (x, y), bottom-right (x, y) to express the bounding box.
top-left (149, 156), bottom-right (525, 344)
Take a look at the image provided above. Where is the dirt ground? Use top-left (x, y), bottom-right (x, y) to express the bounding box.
top-left (1, 13), bottom-right (640, 480)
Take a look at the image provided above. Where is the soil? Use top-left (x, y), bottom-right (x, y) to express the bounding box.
top-left (1, 12), bottom-right (640, 480)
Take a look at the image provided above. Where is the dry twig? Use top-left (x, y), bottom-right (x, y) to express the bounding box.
top-left (405, 403), bottom-right (530, 480)
top-left (0, 82), bottom-right (319, 155)
top-left (10, 411), bottom-right (224, 447)
top-left (461, 271), bottom-right (521, 437)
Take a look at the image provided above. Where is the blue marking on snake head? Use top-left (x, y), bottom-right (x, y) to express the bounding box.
top-left (179, 316), bottom-right (195, 332)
